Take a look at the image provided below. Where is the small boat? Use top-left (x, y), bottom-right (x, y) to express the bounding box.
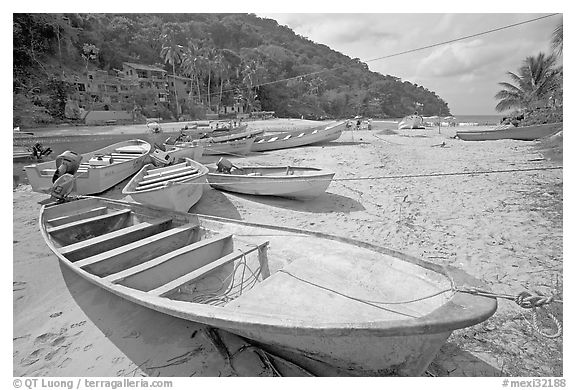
top-left (24, 140), bottom-right (151, 195)
top-left (123, 159), bottom-right (208, 212)
top-left (172, 137), bottom-right (254, 156)
top-left (13, 147), bottom-right (32, 160)
top-left (207, 160), bottom-right (335, 199)
top-left (456, 122), bottom-right (562, 141)
top-left (164, 124), bottom-right (253, 144)
top-left (398, 115), bottom-right (425, 130)
top-left (252, 121), bottom-right (345, 152)
top-left (149, 145), bottom-right (204, 167)
top-left (40, 197), bottom-right (496, 376)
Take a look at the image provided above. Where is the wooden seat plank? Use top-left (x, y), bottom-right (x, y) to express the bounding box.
top-left (104, 233), bottom-right (233, 284)
top-left (138, 168), bottom-right (198, 187)
top-left (149, 241), bottom-right (268, 297)
top-left (135, 173), bottom-right (199, 191)
top-left (47, 206), bottom-right (108, 227)
top-left (75, 223), bottom-right (199, 273)
top-left (60, 217), bottom-right (173, 262)
top-left (46, 208), bottom-right (131, 235)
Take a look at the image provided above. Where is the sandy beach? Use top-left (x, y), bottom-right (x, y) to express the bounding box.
top-left (12, 119), bottom-right (563, 377)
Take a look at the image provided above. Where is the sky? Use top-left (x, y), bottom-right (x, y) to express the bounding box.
top-left (256, 13), bottom-right (563, 115)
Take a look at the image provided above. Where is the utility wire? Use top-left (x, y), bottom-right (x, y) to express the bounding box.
top-left (202, 13), bottom-right (560, 97)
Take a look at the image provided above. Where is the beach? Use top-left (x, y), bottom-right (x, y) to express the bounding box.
top-left (13, 119), bottom-right (563, 377)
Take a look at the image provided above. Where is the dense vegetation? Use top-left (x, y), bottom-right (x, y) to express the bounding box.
top-left (494, 23), bottom-right (563, 125)
top-left (13, 13), bottom-right (451, 127)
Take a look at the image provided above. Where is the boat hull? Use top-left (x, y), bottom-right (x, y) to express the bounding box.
top-left (172, 138), bottom-right (254, 156)
top-left (456, 122), bottom-right (562, 141)
top-left (24, 140), bottom-right (151, 195)
top-left (398, 115), bottom-right (425, 130)
top-left (149, 145), bottom-right (204, 167)
top-left (207, 166), bottom-right (335, 199)
top-left (252, 122), bottom-right (345, 152)
top-left (40, 198), bottom-right (497, 376)
top-left (123, 159), bottom-right (208, 212)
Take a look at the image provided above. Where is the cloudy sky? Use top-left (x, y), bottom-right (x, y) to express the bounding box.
top-left (257, 13), bottom-right (563, 115)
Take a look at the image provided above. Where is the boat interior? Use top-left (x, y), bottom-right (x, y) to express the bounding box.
top-left (130, 162), bottom-right (203, 192)
top-left (43, 198), bottom-right (454, 323)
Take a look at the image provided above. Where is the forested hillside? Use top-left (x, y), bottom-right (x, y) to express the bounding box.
top-left (13, 13), bottom-right (451, 126)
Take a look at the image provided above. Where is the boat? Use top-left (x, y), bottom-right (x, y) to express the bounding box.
top-left (13, 147), bottom-right (32, 160)
top-left (24, 139), bottom-right (151, 195)
top-left (398, 115), bottom-right (425, 130)
top-left (122, 159), bottom-right (208, 212)
top-left (207, 160), bottom-right (335, 199)
top-left (40, 197), bottom-right (497, 376)
top-left (456, 122), bottom-right (562, 141)
top-left (251, 121), bottom-right (345, 152)
top-left (172, 137), bottom-right (254, 156)
top-left (163, 124), bottom-right (251, 144)
top-left (149, 145), bottom-right (204, 167)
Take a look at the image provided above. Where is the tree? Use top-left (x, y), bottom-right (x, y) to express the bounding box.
top-left (494, 53), bottom-right (559, 112)
top-left (160, 32), bottom-right (183, 118)
top-left (552, 23), bottom-right (563, 58)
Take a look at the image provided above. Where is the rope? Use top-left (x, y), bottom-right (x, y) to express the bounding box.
top-left (456, 287), bottom-right (563, 339)
top-left (195, 166), bottom-right (563, 187)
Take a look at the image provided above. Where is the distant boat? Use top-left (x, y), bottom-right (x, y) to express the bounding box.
top-left (171, 137), bottom-right (255, 156)
top-left (207, 162), bottom-right (335, 199)
top-left (456, 122), bottom-right (562, 141)
top-left (149, 145), bottom-right (204, 167)
top-left (398, 115), bottom-right (425, 129)
top-left (252, 121), bottom-right (345, 152)
top-left (123, 159), bottom-right (208, 212)
top-left (39, 196), bottom-right (496, 376)
top-left (24, 139), bottom-right (151, 195)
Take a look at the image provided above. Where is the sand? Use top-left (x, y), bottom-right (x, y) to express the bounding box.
top-left (12, 119), bottom-right (563, 377)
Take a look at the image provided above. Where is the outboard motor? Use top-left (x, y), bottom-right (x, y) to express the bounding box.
top-left (52, 151), bottom-right (82, 183)
top-left (50, 174), bottom-right (76, 202)
top-left (216, 158), bottom-right (235, 174)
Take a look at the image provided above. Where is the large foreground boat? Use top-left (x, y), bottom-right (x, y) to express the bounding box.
top-left (24, 140), bottom-right (151, 195)
top-left (40, 197), bottom-right (497, 376)
top-left (456, 122), bottom-right (562, 141)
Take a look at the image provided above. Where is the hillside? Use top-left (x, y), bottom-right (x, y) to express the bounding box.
top-left (13, 13), bottom-right (451, 127)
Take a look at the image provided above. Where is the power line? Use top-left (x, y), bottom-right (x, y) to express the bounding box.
top-left (214, 13), bottom-right (560, 96)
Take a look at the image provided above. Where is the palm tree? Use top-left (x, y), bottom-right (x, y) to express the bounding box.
top-left (552, 23), bottom-right (563, 58)
top-left (202, 47), bottom-right (218, 111)
top-left (494, 53), bottom-right (559, 112)
top-left (160, 33), bottom-right (183, 119)
top-left (181, 43), bottom-right (202, 105)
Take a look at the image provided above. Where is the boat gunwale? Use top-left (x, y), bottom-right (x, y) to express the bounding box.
top-left (40, 197), bottom-right (497, 337)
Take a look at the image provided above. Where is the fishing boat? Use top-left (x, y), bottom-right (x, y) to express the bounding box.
top-left (398, 115), bottom-right (425, 130)
top-left (149, 145), bottom-right (204, 167)
top-left (40, 197), bottom-right (497, 376)
top-left (171, 137), bottom-right (255, 156)
top-left (123, 159), bottom-right (208, 212)
top-left (456, 122), bottom-right (562, 141)
top-left (207, 160), bottom-right (335, 199)
top-left (252, 121), bottom-right (345, 152)
top-left (24, 140), bottom-right (151, 195)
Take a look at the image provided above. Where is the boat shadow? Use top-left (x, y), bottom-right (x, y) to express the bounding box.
top-left (58, 264), bottom-right (271, 377)
top-left (192, 187), bottom-right (243, 219)
top-left (427, 340), bottom-right (505, 377)
top-left (214, 191), bottom-right (365, 214)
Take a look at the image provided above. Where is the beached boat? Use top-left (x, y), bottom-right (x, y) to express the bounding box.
top-left (149, 145), bottom-right (204, 167)
top-left (207, 162), bottom-right (335, 199)
top-left (24, 140), bottom-right (151, 195)
top-left (163, 124), bottom-right (251, 144)
top-left (123, 159), bottom-right (208, 212)
top-left (171, 137), bottom-right (254, 156)
top-left (40, 197), bottom-right (496, 376)
top-left (251, 121), bottom-right (345, 152)
top-left (398, 115), bottom-right (425, 130)
top-left (456, 122), bottom-right (562, 141)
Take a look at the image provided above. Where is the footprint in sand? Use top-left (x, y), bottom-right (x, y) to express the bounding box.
top-left (51, 336), bottom-right (66, 346)
top-left (58, 357), bottom-right (72, 369)
top-left (20, 349), bottom-right (43, 366)
top-left (71, 321), bottom-right (86, 328)
top-left (49, 312), bottom-right (63, 318)
top-left (13, 281), bottom-right (27, 292)
top-left (112, 357), bottom-right (125, 364)
top-left (83, 344), bottom-right (93, 352)
top-left (35, 332), bottom-right (57, 344)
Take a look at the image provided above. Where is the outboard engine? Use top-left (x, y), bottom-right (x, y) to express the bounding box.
top-left (52, 151), bottom-right (82, 183)
top-left (216, 158), bottom-right (236, 174)
top-left (50, 173), bottom-right (76, 202)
